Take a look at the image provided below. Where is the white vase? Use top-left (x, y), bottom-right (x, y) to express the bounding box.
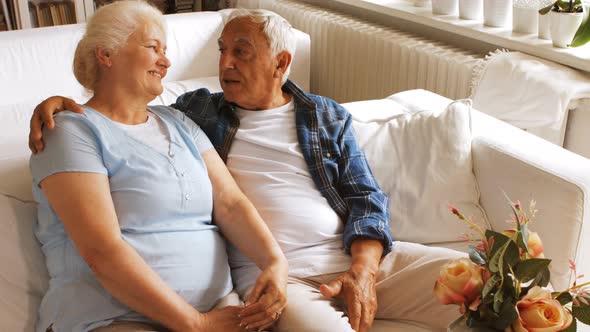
top-left (414, 0), bottom-right (431, 7)
top-left (484, 0), bottom-right (513, 27)
top-left (513, 6), bottom-right (538, 33)
top-left (538, 12), bottom-right (552, 39)
top-left (432, 0), bottom-right (459, 15)
top-left (550, 11), bottom-right (584, 48)
top-left (459, 0), bottom-right (483, 19)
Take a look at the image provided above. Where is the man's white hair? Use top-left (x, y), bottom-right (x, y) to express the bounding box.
top-left (226, 8), bottom-right (296, 84)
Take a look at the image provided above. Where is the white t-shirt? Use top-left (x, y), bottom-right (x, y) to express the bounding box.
top-left (114, 111), bottom-right (170, 155)
top-left (227, 100), bottom-right (351, 295)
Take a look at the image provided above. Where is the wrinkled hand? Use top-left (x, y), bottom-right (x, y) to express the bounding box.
top-left (239, 260), bottom-right (288, 331)
top-left (29, 96), bottom-right (83, 153)
top-left (198, 306), bottom-right (245, 332)
top-left (319, 264), bottom-right (378, 332)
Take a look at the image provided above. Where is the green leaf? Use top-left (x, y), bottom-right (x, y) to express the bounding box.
top-left (493, 288), bottom-right (504, 313)
top-left (483, 274), bottom-right (500, 300)
top-left (501, 190), bottom-right (521, 232)
top-left (489, 241), bottom-right (508, 273)
top-left (539, 2), bottom-right (555, 14)
top-left (487, 230), bottom-right (510, 254)
top-left (487, 231), bottom-right (515, 273)
top-left (468, 245), bottom-right (486, 265)
top-left (517, 224), bottom-right (529, 253)
top-left (555, 292), bottom-right (574, 306)
top-left (558, 0), bottom-right (572, 11)
top-left (492, 300), bottom-right (518, 331)
top-left (537, 265), bottom-right (551, 287)
top-left (571, 2), bottom-right (590, 47)
top-left (504, 240), bottom-right (520, 268)
top-left (502, 278), bottom-right (517, 298)
top-left (562, 317), bottom-right (576, 332)
top-left (515, 258), bottom-right (552, 282)
top-left (573, 301), bottom-right (590, 325)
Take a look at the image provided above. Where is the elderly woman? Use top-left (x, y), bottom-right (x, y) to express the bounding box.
top-left (29, 1), bottom-right (287, 332)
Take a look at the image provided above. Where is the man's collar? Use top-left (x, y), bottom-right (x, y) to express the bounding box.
top-left (282, 80), bottom-right (315, 109)
top-left (219, 79), bottom-right (315, 112)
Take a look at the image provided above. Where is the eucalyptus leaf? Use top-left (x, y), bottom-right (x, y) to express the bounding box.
top-left (469, 245), bottom-right (486, 265)
top-left (515, 259), bottom-right (551, 282)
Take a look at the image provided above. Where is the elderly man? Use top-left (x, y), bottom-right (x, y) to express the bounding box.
top-left (29, 8), bottom-right (464, 332)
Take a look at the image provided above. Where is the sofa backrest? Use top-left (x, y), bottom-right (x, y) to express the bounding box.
top-left (0, 10), bottom-right (311, 201)
top-left (0, 11), bottom-right (310, 110)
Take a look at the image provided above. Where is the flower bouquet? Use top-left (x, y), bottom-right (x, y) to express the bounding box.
top-left (434, 198), bottom-right (590, 331)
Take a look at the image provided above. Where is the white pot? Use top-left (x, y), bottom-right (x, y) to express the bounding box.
top-left (550, 11), bottom-right (584, 48)
top-left (538, 12), bottom-right (552, 39)
top-left (414, 0), bottom-right (431, 7)
top-left (484, 0), bottom-right (513, 28)
top-left (432, 0), bottom-right (458, 15)
top-left (459, 0), bottom-right (483, 20)
top-left (513, 6), bottom-right (538, 34)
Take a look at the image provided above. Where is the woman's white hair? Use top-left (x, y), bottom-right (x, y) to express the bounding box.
top-left (73, 0), bottom-right (165, 91)
top-left (226, 8), bottom-right (296, 84)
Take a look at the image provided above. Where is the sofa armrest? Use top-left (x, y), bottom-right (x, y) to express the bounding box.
top-left (390, 89), bottom-right (590, 291)
top-left (471, 110), bottom-right (590, 291)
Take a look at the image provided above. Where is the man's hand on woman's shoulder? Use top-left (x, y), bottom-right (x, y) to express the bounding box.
top-left (29, 96), bottom-right (84, 153)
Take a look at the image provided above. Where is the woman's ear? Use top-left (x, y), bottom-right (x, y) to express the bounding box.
top-left (96, 47), bottom-right (113, 68)
top-left (274, 51), bottom-right (292, 79)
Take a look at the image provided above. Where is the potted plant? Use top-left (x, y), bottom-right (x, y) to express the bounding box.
top-left (539, 0), bottom-right (585, 47)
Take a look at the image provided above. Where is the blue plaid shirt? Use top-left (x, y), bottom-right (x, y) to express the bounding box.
top-left (172, 80), bottom-right (393, 254)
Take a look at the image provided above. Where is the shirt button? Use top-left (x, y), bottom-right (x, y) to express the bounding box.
top-left (169, 152), bottom-right (175, 158)
top-left (180, 172), bottom-right (185, 177)
top-left (326, 152), bottom-right (331, 158)
top-left (185, 195), bottom-right (190, 200)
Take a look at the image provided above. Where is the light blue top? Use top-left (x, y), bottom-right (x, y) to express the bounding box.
top-left (30, 105), bottom-right (233, 332)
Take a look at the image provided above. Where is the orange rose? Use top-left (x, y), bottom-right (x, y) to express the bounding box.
top-left (508, 286), bottom-right (573, 332)
top-left (502, 230), bottom-right (545, 258)
top-left (434, 258), bottom-right (485, 310)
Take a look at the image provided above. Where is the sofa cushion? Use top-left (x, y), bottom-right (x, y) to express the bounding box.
top-left (0, 194), bottom-right (48, 332)
top-left (0, 103), bottom-right (36, 201)
top-left (347, 99), bottom-right (487, 244)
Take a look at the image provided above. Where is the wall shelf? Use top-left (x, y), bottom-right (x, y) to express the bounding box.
top-left (324, 0), bottom-right (590, 72)
top-left (14, 0), bottom-right (93, 29)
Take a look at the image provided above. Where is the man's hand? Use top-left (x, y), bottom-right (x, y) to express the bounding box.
top-left (29, 96), bottom-right (83, 154)
top-left (238, 259), bottom-right (288, 331)
top-left (319, 239), bottom-right (383, 332)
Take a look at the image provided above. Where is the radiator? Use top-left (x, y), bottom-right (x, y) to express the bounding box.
top-left (237, 0), bottom-right (485, 103)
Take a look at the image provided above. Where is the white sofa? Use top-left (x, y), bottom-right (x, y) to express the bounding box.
top-left (1, 10), bottom-right (589, 332)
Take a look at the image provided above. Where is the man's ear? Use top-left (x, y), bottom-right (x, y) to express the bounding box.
top-left (96, 47), bottom-right (113, 68)
top-left (274, 51), bottom-right (292, 79)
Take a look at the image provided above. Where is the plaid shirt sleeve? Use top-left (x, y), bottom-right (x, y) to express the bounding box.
top-left (337, 109), bottom-right (393, 255)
